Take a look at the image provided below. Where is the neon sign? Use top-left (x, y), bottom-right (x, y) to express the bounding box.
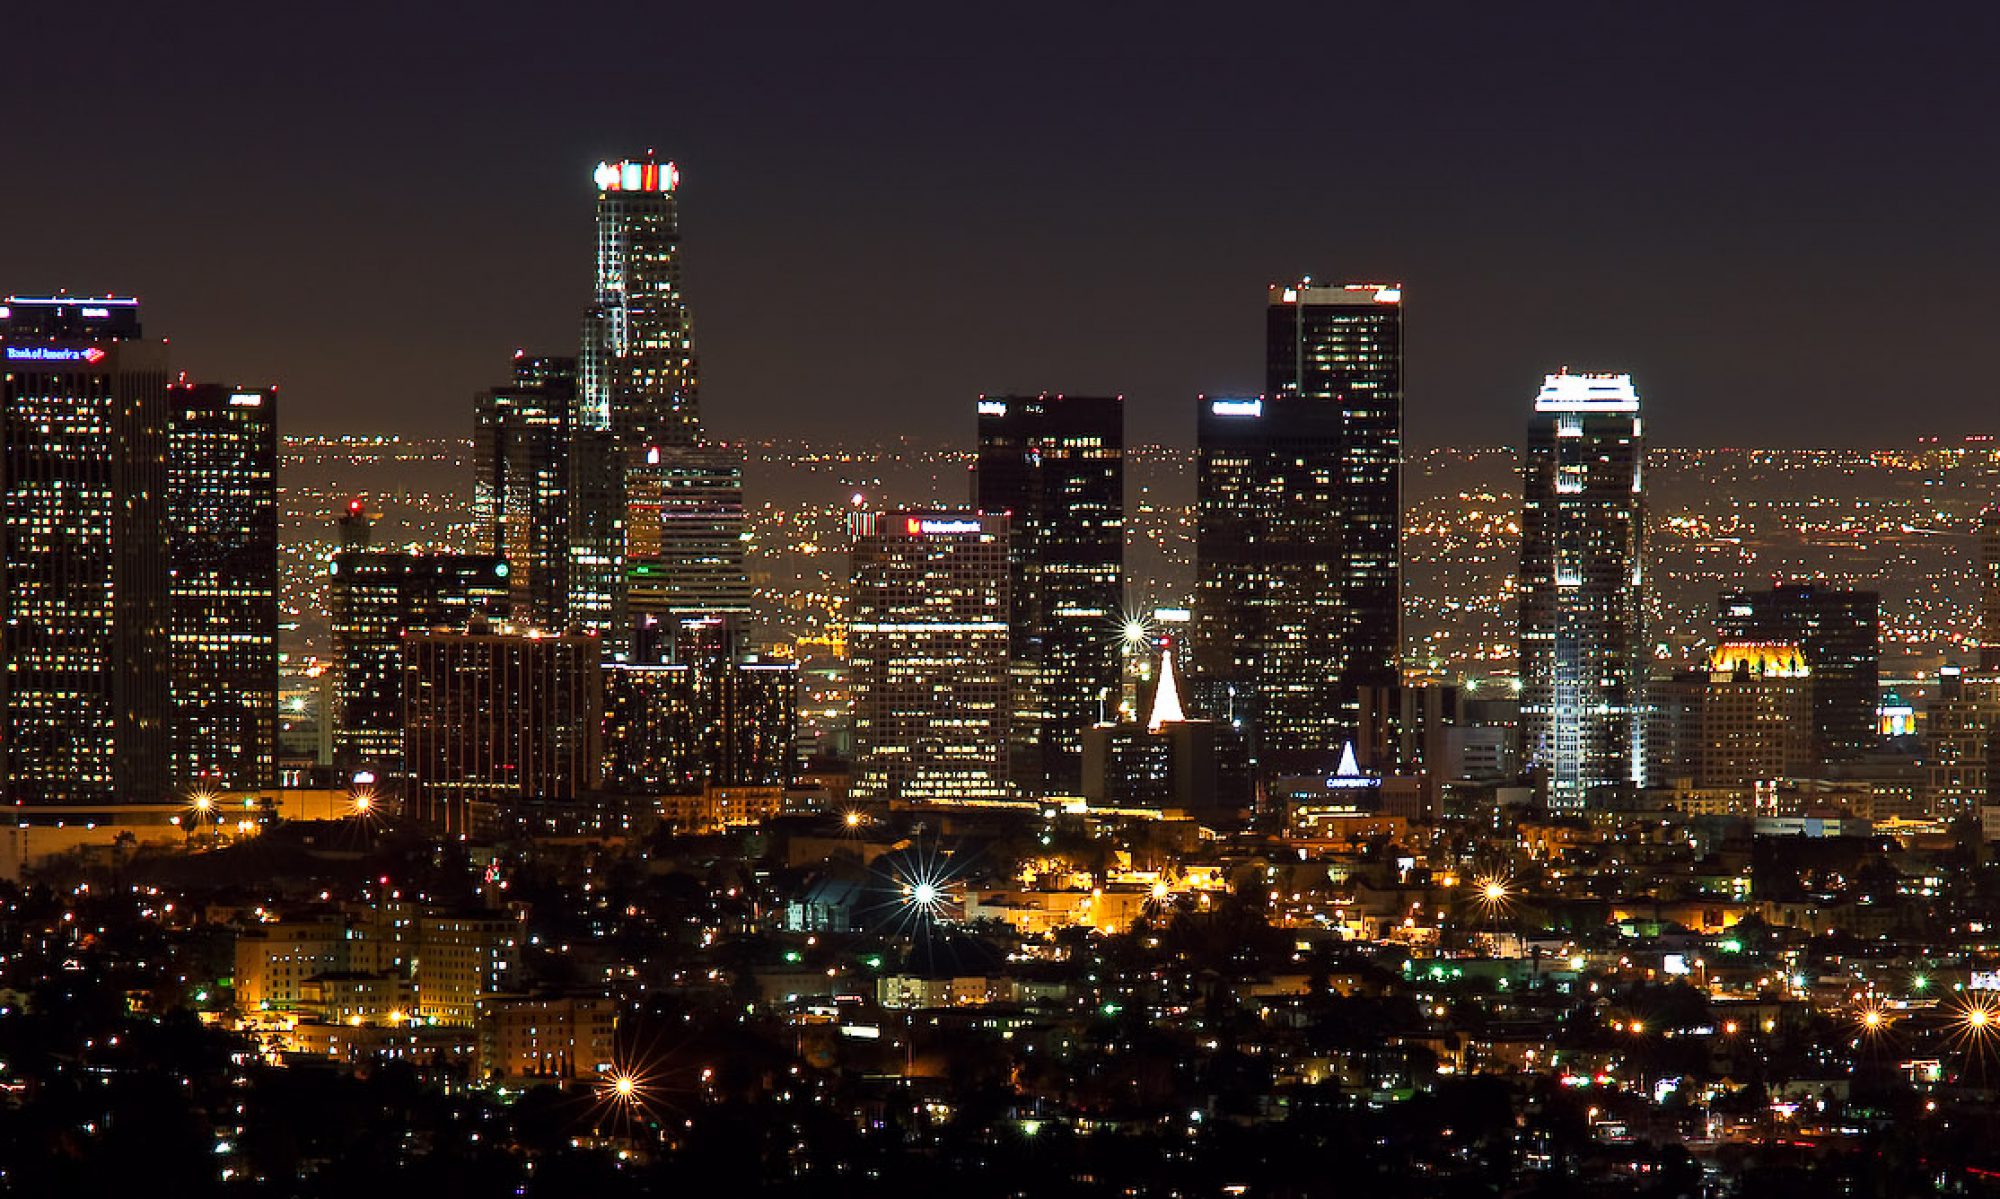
top-left (1209, 399), bottom-right (1262, 417)
top-left (905, 517), bottom-right (982, 536)
top-left (4, 346), bottom-right (107, 364)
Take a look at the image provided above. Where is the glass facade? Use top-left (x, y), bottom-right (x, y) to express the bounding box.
top-left (167, 382), bottom-right (278, 790)
top-left (974, 394), bottom-right (1123, 796)
top-left (1519, 371), bottom-right (1646, 810)
top-left (474, 354), bottom-right (574, 629)
top-left (0, 297), bottom-right (171, 804)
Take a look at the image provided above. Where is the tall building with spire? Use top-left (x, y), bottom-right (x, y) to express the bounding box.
top-left (1519, 371), bottom-right (1646, 810)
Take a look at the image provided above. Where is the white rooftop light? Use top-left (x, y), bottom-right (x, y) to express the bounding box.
top-left (1534, 371), bottom-right (1639, 413)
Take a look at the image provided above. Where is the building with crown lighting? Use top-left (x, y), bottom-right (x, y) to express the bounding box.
top-left (1519, 371), bottom-right (1646, 810)
top-left (1717, 583), bottom-right (1879, 763)
top-left (1650, 642), bottom-right (1815, 792)
top-left (848, 511), bottom-right (1013, 802)
top-left (167, 380), bottom-right (278, 790)
top-left (974, 393), bottom-right (1123, 796)
top-left (0, 296), bottom-right (172, 804)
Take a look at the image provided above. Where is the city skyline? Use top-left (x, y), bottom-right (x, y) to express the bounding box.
top-left (13, 6), bottom-right (2000, 448)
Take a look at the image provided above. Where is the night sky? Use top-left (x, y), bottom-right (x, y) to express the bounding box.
top-left (9, 2), bottom-right (1999, 448)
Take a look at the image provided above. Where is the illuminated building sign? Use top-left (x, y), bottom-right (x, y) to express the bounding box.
top-left (593, 160), bottom-right (679, 193)
top-left (229, 393), bottom-right (264, 407)
top-left (1209, 399), bottom-right (1262, 417)
top-left (976, 400), bottom-right (1008, 416)
top-left (905, 517), bottom-right (983, 536)
top-left (4, 346), bottom-right (106, 364)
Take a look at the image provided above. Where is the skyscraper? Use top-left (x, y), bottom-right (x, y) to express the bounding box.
top-left (974, 394), bottom-right (1123, 796)
top-left (1716, 583), bottom-right (1879, 763)
top-left (1193, 394), bottom-right (1345, 765)
top-left (581, 158), bottom-right (699, 455)
top-left (1519, 371), bottom-right (1646, 810)
top-left (849, 510), bottom-right (1012, 802)
top-left (571, 158), bottom-right (745, 655)
top-left (167, 380), bottom-right (278, 790)
top-left (402, 621), bottom-right (603, 834)
top-left (0, 296), bottom-right (171, 804)
top-left (329, 506), bottom-right (511, 780)
top-left (601, 617), bottom-right (796, 794)
top-left (475, 353), bottom-right (574, 628)
top-left (1265, 282), bottom-right (1404, 702)
top-left (625, 441), bottom-right (752, 638)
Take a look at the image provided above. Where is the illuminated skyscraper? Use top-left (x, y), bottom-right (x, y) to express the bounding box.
top-left (572, 158), bottom-right (743, 656)
top-left (329, 505), bottom-right (511, 780)
top-left (0, 296), bottom-right (171, 804)
top-left (974, 394), bottom-right (1123, 795)
top-left (1519, 371), bottom-right (1646, 810)
top-left (167, 381), bottom-right (278, 790)
top-left (849, 511), bottom-right (1012, 802)
top-left (475, 353), bottom-right (574, 627)
top-left (402, 621), bottom-right (603, 834)
top-left (625, 441), bottom-right (752, 638)
top-left (1717, 583), bottom-right (1879, 763)
top-left (581, 157), bottom-right (698, 454)
top-left (1193, 394), bottom-right (1345, 765)
top-left (601, 617), bottom-right (795, 793)
top-left (1265, 282), bottom-right (1404, 700)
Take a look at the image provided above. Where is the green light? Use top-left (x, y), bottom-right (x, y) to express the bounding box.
top-left (1914, 974), bottom-right (1930, 992)
top-left (1719, 939), bottom-right (1742, 954)
top-left (783, 951), bottom-right (802, 963)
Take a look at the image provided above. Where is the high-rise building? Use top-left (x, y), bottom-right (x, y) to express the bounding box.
top-left (402, 622), bottom-right (604, 834)
top-left (570, 158), bottom-right (743, 658)
top-left (625, 441), bottom-right (752, 635)
top-left (849, 511), bottom-right (1012, 802)
top-left (1265, 281), bottom-right (1405, 700)
top-left (974, 394), bottom-right (1123, 796)
top-left (328, 507), bottom-right (510, 779)
top-left (0, 296), bottom-right (171, 804)
top-left (1519, 371), bottom-right (1646, 810)
top-left (601, 617), bottom-right (795, 794)
top-left (1716, 584), bottom-right (1879, 762)
top-left (1193, 394), bottom-right (1345, 765)
top-left (1649, 642), bottom-right (1815, 791)
top-left (167, 380), bottom-right (278, 790)
top-left (581, 158), bottom-right (698, 455)
top-left (1983, 506), bottom-right (2000, 673)
top-left (475, 353), bottom-right (574, 627)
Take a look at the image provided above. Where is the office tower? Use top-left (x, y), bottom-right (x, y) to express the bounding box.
top-left (1717, 583), bottom-right (1880, 761)
top-left (1649, 642), bottom-right (1814, 791)
top-left (401, 622), bottom-right (603, 833)
top-left (601, 617), bottom-right (796, 793)
top-left (475, 353), bottom-right (574, 627)
top-left (974, 394), bottom-right (1124, 796)
top-left (167, 381), bottom-right (279, 790)
top-left (1265, 281), bottom-right (1405, 698)
top-left (626, 441), bottom-right (752, 636)
top-left (1193, 394), bottom-right (1345, 765)
top-left (848, 511), bottom-right (1012, 802)
top-left (328, 506), bottom-right (511, 779)
top-left (0, 296), bottom-right (170, 804)
top-left (581, 158), bottom-right (698, 455)
top-left (1923, 664), bottom-right (2000, 813)
top-left (1519, 371), bottom-right (1646, 810)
